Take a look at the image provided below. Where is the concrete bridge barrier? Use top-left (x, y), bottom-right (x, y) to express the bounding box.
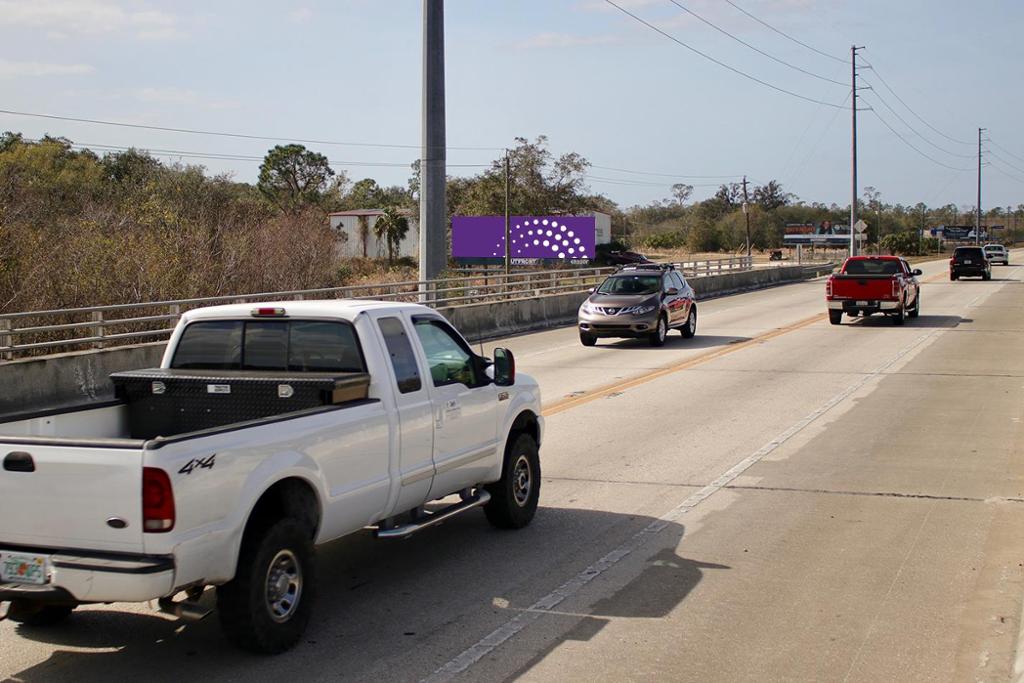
top-left (0, 264), bottom-right (827, 415)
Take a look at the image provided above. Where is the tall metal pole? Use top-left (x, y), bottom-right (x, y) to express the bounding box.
top-left (419, 0), bottom-right (447, 294)
top-left (504, 149), bottom-right (511, 274)
top-left (741, 175), bottom-right (751, 258)
top-left (976, 127), bottom-right (984, 244)
top-left (850, 45), bottom-right (862, 257)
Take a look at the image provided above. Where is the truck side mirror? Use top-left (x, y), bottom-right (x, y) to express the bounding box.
top-left (912, 269), bottom-right (923, 276)
top-left (493, 348), bottom-right (515, 386)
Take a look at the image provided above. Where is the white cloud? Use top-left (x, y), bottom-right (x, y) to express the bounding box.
top-left (0, 60), bottom-right (95, 79)
top-left (136, 87), bottom-right (238, 110)
top-left (517, 32), bottom-right (621, 49)
top-left (288, 7), bottom-right (313, 23)
top-left (0, 0), bottom-right (182, 40)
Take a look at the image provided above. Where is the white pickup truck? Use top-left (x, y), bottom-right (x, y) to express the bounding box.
top-left (0, 300), bottom-right (542, 653)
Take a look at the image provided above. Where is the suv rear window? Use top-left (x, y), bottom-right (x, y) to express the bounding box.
top-left (172, 320), bottom-right (365, 373)
top-left (954, 247), bottom-right (984, 259)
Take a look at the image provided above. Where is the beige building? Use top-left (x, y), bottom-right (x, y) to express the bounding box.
top-left (328, 209), bottom-right (420, 259)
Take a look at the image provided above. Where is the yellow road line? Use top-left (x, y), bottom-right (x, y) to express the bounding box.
top-left (543, 312), bottom-right (827, 417)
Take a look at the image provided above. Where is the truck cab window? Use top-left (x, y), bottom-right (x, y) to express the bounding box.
top-left (412, 319), bottom-right (478, 388)
top-left (171, 320), bottom-right (365, 373)
top-left (377, 317), bottom-right (422, 393)
top-left (171, 320), bottom-right (243, 369)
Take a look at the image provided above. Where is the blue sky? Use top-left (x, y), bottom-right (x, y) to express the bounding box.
top-left (1, 0), bottom-right (1022, 211)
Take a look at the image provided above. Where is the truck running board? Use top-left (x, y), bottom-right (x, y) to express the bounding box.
top-left (374, 489), bottom-right (491, 540)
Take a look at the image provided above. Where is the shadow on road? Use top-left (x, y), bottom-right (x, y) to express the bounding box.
top-left (593, 334), bottom-right (751, 350)
top-left (843, 314), bottom-right (964, 329)
top-left (5, 507), bottom-right (723, 682)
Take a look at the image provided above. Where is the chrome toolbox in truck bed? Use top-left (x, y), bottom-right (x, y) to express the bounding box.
top-left (110, 368), bottom-right (370, 439)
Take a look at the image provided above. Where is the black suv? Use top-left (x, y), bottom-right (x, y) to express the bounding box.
top-left (578, 264), bottom-right (697, 347)
top-left (950, 246), bottom-right (991, 281)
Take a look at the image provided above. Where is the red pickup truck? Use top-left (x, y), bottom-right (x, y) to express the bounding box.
top-left (825, 256), bottom-right (922, 325)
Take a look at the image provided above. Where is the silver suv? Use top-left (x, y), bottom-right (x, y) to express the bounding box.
top-left (983, 244), bottom-right (1009, 266)
top-left (578, 264), bottom-right (697, 347)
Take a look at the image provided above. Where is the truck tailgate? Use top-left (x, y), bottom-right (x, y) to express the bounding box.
top-left (831, 274), bottom-right (897, 299)
top-left (0, 441), bottom-right (145, 552)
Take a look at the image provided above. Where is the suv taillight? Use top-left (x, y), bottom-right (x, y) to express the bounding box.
top-left (143, 467), bottom-right (175, 532)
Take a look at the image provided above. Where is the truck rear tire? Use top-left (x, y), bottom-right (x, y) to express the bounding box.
top-left (484, 433), bottom-right (540, 529)
top-left (892, 303), bottom-right (905, 325)
top-left (828, 310), bottom-right (842, 325)
top-left (217, 518), bottom-right (316, 654)
top-left (7, 602), bottom-right (74, 626)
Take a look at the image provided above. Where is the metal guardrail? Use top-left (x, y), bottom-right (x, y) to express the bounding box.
top-left (0, 256), bottom-right (755, 359)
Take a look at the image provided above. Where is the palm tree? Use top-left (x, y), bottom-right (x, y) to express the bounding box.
top-left (356, 215), bottom-right (370, 258)
top-left (373, 206), bottom-right (410, 264)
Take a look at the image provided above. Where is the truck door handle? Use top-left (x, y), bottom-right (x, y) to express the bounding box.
top-left (4, 451), bottom-right (35, 472)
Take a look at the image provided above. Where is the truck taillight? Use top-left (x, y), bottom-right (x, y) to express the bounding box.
top-left (143, 467), bottom-right (175, 532)
top-left (826, 276), bottom-right (833, 297)
top-left (892, 278), bottom-right (900, 298)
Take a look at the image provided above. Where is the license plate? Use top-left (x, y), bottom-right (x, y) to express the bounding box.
top-left (856, 300), bottom-right (869, 306)
top-left (964, 260), bottom-right (972, 264)
top-left (0, 551), bottom-right (50, 585)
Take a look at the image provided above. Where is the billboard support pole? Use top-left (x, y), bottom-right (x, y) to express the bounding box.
top-left (504, 149), bottom-right (511, 275)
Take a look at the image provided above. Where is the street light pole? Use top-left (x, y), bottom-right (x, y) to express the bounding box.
top-left (419, 0), bottom-right (447, 296)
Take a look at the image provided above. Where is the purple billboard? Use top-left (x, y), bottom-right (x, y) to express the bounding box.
top-left (452, 215), bottom-right (596, 264)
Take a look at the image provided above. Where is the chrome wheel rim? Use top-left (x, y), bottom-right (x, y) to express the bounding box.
top-left (265, 549), bottom-right (302, 623)
top-left (512, 454), bottom-right (532, 507)
top-left (688, 310), bottom-right (696, 334)
top-left (658, 318), bottom-right (666, 341)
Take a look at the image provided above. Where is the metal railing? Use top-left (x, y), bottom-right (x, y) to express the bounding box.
top-left (0, 256), bottom-right (754, 360)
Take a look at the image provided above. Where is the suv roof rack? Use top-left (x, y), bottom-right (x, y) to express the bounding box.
top-left (615, 262), bottom-right (674, 272)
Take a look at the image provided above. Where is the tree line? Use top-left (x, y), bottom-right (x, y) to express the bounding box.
top-left (1, 131), bottom-right (1019, 312)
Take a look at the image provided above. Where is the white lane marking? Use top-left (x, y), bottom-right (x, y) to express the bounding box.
top-left (422, 329), bottom-right (941, 683)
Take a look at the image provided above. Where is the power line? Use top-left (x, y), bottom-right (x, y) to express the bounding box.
top-left (983, 147), bottom-right (1024, 176)
top-left (866, 108), bottom-right (972, 171)
top-left (987, 162), bottom-right (1024, 186)
top-left (665, 0), bottom-right (845, 86)
top-left (859, 83), bottom-right (975, 159)
top-left (589, 164), bottom-right (742, 179)
top-left (859, 60), bottom-right (974, 146)
top-left (785, 90), bottom-right (851, 188)
top-left (986, 137), bottom-right (1024, 165)
top-left (603, 0), bottom-right (845, 108)
top-left (584, 174), bottom-right (724, 188)
top-left (722, 0), bottom-right (848, 64)
top-left (25, 138), bottom-right (492, 169)
top-left (777, 66), bottom-right (850, 181)
top-left (0, 108), bottom-right (502, 152)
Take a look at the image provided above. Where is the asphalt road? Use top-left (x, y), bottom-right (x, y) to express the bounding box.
top-left (4, 254), bottom-right (1024, 682)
